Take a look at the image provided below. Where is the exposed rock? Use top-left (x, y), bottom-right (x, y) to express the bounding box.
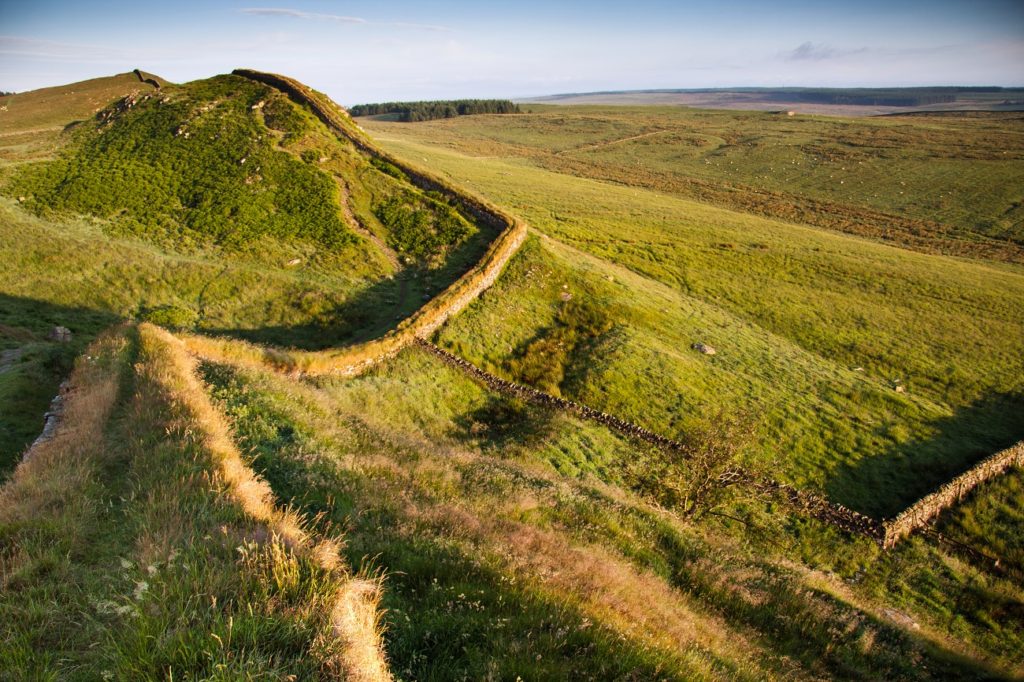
top-left (692, 342), bottom-right (716, 355)
top-left (882, 608), bottom-right (920, 630)
top-left (559, 291), bottom-right (573, 301)
top-left (24, 381), bottom-right (70, 461)
top-left (47, 326), bottom-right (72, 343)
top-left (894, 385), bottom-right (906, 394)
top-left (285, 258), bottom-right (302, 267)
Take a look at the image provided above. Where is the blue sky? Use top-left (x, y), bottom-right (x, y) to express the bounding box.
top-left (1, 0), bottom-right (1022, 103)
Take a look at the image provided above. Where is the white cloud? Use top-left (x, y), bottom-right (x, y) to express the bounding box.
top-left (785, 42), bottom-right (868, 61)
top-left (239, 7), bottom-right (451, 32)
top-left (240, 8), bottom-right (366, 24)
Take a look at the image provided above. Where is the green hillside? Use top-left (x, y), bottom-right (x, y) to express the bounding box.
top-left (364, 105), bottom-right (1024, 261)
top-left (0, 71), bottom-right (499, 468)
top-left (361, 128), bottom-right (1024, 518)
top-left (2, 72), bottom-right (1023, 680)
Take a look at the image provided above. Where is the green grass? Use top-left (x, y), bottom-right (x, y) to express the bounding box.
top-left (358, 130), bottom-right (1024, 518)
top-left (197, 345), bottom-right (1022, 678)
top-left (364, 106), bottom-right (1024, 261)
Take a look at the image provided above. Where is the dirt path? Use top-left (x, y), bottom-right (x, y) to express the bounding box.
top-left (334, 175), bottom-right (402, 271)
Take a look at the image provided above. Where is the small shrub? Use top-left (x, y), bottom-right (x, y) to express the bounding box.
top-left (142, 304), bottom-right (198, 330)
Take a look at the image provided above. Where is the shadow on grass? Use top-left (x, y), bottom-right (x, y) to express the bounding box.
top-left (825, 392), bottom-right (1024, 519)
top-left (0, 293), bottom-right (120, 478)
top-left (202, 219), bottom-right (502, 351)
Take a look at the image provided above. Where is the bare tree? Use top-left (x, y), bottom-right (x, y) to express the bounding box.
top-left (632, 411), bottom-right (755, 519)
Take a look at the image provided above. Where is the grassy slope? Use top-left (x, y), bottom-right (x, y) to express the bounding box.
top-left (0, 326), bottom-right (374, 679)
top-left (0, 72), bottom-right (500, 476)
top-left (198, 345), bottom-right (1023, 678)
top-left (360, 133), bottom-right (1024, 517)
top-left (365, 107), bottom-right (1024, 260)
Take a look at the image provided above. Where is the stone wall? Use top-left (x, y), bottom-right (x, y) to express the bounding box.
top-left (415, 338), bottom-right (691, 453)
top-left (417, 339), bottom-right (1024, 550)
top-left (881, 441), bottom-right (1024, 548)
top-left (224, 69), bottom-right (528, 377)
top-left (228, 70), bottom-right (1021, 551)
top-left (416, 339), bottom-right (889, 541)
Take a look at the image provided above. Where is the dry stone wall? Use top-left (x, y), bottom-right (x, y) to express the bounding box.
top-left (881, 441), bottom-right (1024, 548)
top-left (417, 339), bottom-right (889, 540)
top-left (418, 338), bottom-right (1022, 550)
top-left (223, 70), bottom-right (527, 377)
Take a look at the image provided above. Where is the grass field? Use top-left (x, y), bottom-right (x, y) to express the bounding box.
top-left (359, 124), bottom-right (1024, 517)
top-left (3, 72), bottom-right (1023, 679)
top-left (364, 106), bottom-right (1024, 262)
top-left (0, 326), bottom-right (385, 679)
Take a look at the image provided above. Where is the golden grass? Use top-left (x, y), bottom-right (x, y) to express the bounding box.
top-left (0, 325), bottom-right (128, 525)
top-left (215, 362), bottom-right (798, 680)
top-left (138, 323), bottom-right (392, 681)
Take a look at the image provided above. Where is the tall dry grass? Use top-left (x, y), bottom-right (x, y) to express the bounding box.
top-left (139, 323), bottom-right (392, 681)
top-left (0, 325), bottom-right (129, 525)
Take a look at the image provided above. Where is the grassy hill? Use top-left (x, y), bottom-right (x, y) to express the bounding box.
top-left (0, 71), bottom-right (501, 468)
top-left (0, 325), bottom-right (387, 679)
top-left (360, 127), bottom-right (1024, 518)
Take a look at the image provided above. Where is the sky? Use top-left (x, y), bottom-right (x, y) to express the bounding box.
top-left (1, 0), bottom-right (1022, 104)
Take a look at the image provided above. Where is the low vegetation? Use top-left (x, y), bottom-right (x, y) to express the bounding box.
top-left (0, 325), bottom-right (388, 679)
top-left (365, 127), bottom-right (1024, 518)
top-left (195, 344), bottom-right (1023, 678)
top-left (2, 70), bottom-right (1022, 679)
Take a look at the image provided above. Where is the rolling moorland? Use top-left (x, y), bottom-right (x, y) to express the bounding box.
top-left (0, 70), bottom-right (1022, 680)
top-left (521, 86), bottom-right (1024, 116)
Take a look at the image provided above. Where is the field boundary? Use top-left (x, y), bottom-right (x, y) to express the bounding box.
top-left (143, 324), bottom-right (391, 680)
top-left (882, 441), bottom-right (1024, 548)
top-left (414, 338), bottom-right (887, 541)
top-left (415, 338), bottom-right (1021, 550)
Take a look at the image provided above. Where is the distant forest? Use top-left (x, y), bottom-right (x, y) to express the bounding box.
top-left (349, 99), bottom-right (520, 122)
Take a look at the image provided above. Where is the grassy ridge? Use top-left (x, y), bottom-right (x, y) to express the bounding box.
top-left (364, 106), bottom-right (1024, 260)
top-left (0, 70), bottom-right (509, 471)
top-left (0, 325), bottom-right (381, 679)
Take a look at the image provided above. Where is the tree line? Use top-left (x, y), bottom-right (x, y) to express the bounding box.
top-left (349, 99), bottom-right (520, 122)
